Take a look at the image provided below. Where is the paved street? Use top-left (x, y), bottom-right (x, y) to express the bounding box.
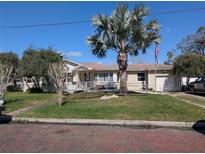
top-left (0, 123), bottom-right (205, 152)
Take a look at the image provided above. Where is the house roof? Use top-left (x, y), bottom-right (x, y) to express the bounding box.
top-left (63, 59), bottom-right (92, 70)
top-left (80, 62), bottom-right (173, 71)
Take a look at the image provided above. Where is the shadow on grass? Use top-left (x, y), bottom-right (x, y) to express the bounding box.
top-left (0, 114), bottom-right (12, 124)
top-left (192, 120), bottom-right (205, 135)
top-left (4, 99), bottom-right (23, 105)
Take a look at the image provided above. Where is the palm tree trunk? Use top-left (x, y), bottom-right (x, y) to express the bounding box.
top-left (119, 69), bottom-right (127, 95)
top-left (117, 51), bottom-right (128, 96)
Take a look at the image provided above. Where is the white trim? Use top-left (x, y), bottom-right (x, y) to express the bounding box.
top-left (64, 59), bottom-right (93, 70)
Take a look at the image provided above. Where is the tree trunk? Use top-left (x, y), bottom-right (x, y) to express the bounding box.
top-left (186, 77), bottom-right (190, 86)
top-left (119, 70), bottom-right (127, 95)
top-left (31, 77), bottom-right (38, 88)
top-left (1, 91), bottom-right (5, 100)
top-left (117, 51), bottom-right (128, 96)
top-left (13, 79), bottom-right (17, 87)
top-left (57, 90), bottom-right (64, 106)
top-left (0, 87), bottom-right (6, 100)
top-left (45, 75), bottom-right (53, 92)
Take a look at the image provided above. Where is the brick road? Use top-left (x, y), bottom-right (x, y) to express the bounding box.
top-left (0, 123), bottom-right (205, 152)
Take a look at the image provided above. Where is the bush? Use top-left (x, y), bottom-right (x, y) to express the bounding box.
top-left (7, 85), bottom-right (22, 92)
top-left (26, 87), bottom-right (43, 93)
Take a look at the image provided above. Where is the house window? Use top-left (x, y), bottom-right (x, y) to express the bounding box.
top-left (99, 73), bottom-right (105, 82)
top-left (104, 73), bottom-right (109, 81)
top-left (94, 73), bottom-right (113, 82)
top-left (138, 73), bottom-right (145, 81)
top-left (67, 76), bottom-right (73, 82)
top-left (109, 73), bottom-right (113, 81)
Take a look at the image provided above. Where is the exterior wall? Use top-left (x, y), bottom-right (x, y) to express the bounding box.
top-left (127, 72), bottom-right (145, 91)
top-left (181, 77), bottom-right (198, 86)
top-left (148, 71), bottom-right (170, 91)
top-left (73, 71), bottom-right (80, 82)
top-left (78, 71), bottom-right (94, 82)
top-left (22, 77), bottom-right (43, 92)
top-left (148, 71), bottom-right (181, 91)
top-left (113, 73), bottom-right (118, 83)
top-left (23, 79), bottom-right (33, 92)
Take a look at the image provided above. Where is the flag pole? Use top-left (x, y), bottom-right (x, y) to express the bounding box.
top-left (155, 52), bottom-right (157, 92)
top-left (155, 43), bottom-right (158, 92)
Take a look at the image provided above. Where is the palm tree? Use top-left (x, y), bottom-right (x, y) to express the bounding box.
top-left (87, 3), bottom-right (160, 95)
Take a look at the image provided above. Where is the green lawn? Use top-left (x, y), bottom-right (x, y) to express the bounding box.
top-left (3, 92), bottom-right (57, 113)
top-left (19, 92), bottom-right (205, 122)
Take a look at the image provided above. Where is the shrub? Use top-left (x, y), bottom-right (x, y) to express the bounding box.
top-left (26, 87), bottom-right (43, 93)
top-left (7, 85), bottom-right (22, 92)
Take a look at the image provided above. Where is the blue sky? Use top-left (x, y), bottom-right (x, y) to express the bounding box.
top-left (0, 1), bottom-right (205, 64)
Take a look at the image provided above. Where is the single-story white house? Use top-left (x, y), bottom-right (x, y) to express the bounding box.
top-left (22, 59), bottom-right (181, 92)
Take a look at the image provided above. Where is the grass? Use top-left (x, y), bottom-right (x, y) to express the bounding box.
top-left (20, 92), bottom-right (205, 122)
top-left (174, 94), bottom-right (205, 106)
top-left (3, 92), bottom-right (57, 113)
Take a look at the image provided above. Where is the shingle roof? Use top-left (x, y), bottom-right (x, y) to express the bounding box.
top-left (80, 62), bottom-right (173, 71)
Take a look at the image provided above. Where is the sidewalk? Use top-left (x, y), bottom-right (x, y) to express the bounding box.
top-left (169, 92), bottom-right (205, 109)
top-left (7, 101), bottom-right (55, 117)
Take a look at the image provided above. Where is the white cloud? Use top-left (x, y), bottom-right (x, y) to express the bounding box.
top-left (66, 51), bottom-right (82, 57)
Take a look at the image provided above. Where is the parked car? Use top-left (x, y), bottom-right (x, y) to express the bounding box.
top-left (188, 75), bottom-right (205, 93)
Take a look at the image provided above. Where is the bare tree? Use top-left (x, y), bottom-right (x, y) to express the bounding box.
top-left (0, 64), bottom-right (15, 100)
top-left (48, 61), bottom-right (69, 105)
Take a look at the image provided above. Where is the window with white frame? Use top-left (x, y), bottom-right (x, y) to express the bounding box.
top-left (94, 73), bottom-right (113, 82)
top-left (99, 73), bottom-right (105, 81)
top-left (138, 73), bottom-right (145, 81)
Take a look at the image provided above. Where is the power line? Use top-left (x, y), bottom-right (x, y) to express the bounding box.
top-left (1, 20), bottom-right (90, 29)
top-left (149, 7), bottom-right (205, 16)
top-left (1, 7), bottom-right (205, 29)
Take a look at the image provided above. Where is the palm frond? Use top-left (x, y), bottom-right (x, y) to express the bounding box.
top-left (111, 3), bottom-right (131, 41)
top-left (87, 34), bottom-right (107, 58)
top-left (147, 19), bottom-right (160, 31)
top-left (132, 4), bottom-right (149, 21)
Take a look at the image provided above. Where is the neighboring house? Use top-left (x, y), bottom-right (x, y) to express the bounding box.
top-left (181, 77), bottom-right (198, 86)
top-left (22, 59), bottom-right (181, 92)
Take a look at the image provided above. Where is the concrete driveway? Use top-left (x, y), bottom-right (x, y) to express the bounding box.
top-left (0, 123), bottom-right (205, 152)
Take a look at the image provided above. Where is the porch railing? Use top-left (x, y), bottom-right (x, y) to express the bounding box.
top-left (65, 81), bottom-right (118, 92)
top-left (64, 81), bottom-right (180, 93)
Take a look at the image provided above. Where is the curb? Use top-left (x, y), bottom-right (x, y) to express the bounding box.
top-left (10, 117), bottom-right (195, 128)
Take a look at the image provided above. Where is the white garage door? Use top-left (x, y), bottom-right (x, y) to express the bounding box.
top-left (156, 76), bottom-right (174, 92)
